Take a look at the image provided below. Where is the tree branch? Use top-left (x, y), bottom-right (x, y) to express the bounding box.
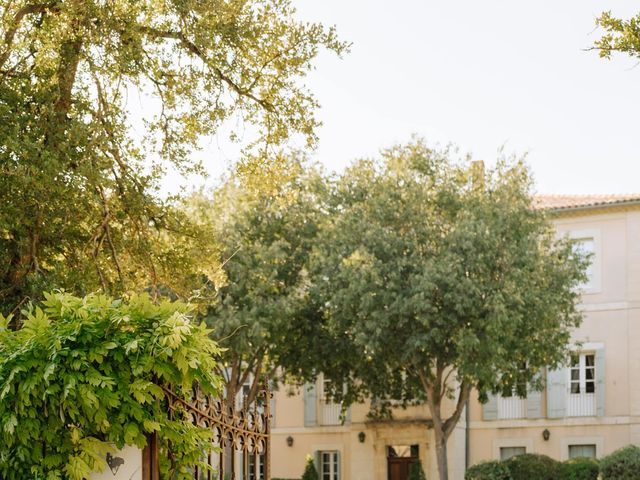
top-left (443, 381), bottom-right (471, 439)
top-left (0, 2), bottom-right (58, 71)
top-left (138, 26), bottom-right (274, 112)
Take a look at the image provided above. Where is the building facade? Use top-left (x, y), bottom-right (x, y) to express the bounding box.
top-left (270, 195), bottom-right (640, 480)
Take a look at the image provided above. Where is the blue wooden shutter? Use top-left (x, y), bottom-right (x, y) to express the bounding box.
top-left (547, 367), bottom-right (567, 418)
top-left (527, 372), bottom-right (543, 419)
top-left (314, 451), bottom-right (321, 478)
top-left (482, 394), bottom-right (498, 420)
top-left (595, 347), bottom-right (606, 417)
top-left (303, 382), bottom-right (317, 427)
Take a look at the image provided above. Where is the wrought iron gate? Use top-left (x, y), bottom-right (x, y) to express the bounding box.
top-left (143, 383), bottom-right (271, 480)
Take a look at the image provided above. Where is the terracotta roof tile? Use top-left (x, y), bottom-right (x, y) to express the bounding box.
top-left (534, 194), bottom-right (640, 211)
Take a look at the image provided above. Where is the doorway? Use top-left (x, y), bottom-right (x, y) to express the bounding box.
top-left (387, 445), bottom-right (419, 480)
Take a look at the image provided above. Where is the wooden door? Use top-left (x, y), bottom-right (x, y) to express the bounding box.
top-left (387, 457), bottom-right (413, 480)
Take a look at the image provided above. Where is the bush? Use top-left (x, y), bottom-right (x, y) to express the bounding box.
top-left (0, 292), bottom-right (223, 480)
top-left (408, 458), bottom-right (427, 480)
top-left (465, 460), bottom-right (512, 480)
top-left (506, 454), bottom-right (561, 480)
top-left (599, 445), bottom-right (640, 480)
top-left (301, 455), bottom-right (319, 480)
top-left (561, 457), bottom-right (599, 480)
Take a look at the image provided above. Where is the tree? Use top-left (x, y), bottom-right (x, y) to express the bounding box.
top-left (202, 156), bottom-right (328, 406)
top-left (0, 0), bottom-right (347, 314)
top-left (408, 459), bottom-right (427, 480)
top-left (0, 291), bottom-right (223, 479)
top-left (592, 11), bottom-right (640, 60)
top-left (301, 454), bottom-right (319, 480)
top-left (308, 141), bottom-right (588, 480)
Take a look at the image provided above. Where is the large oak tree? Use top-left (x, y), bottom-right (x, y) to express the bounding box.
top-left (0, 0), bottom-right (346, 314)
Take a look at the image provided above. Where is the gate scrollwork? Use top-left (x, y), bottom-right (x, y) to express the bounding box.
top-left (161, 381), bottom-right (271, 480)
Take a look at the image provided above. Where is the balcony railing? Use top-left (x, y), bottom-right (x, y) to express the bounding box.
top-left (320, 400), bottom-right (343, 425)
top-left (568, 392), bottom-right (595, 417)
top-left (497, 396), bottom-right (527, 419)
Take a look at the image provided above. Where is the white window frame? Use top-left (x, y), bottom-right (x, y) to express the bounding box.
top-left (500, 446), bottom-right (526, 461)
top-left (567, 352), bottom-right (596, 417)
top-left (568, 444), bottom-right (597, 459)
top-left (319, 375), bottom-right (346, 426)
top-left (497, 364), bottom-right (528, 419)
top-left (492, 438), bottom-right (533, 460)
top-left (560, 436), bottom-right (604, 460)
top-left (568, 229), bottom-right (601, 294)
top-left (320, 451), bottom-right (339, 480)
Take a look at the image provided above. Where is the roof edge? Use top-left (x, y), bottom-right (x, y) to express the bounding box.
top-left (546, 198), bottom-right (640, 213)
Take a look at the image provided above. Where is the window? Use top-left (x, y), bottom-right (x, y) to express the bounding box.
top-left (573, 237), bottom-right (595, 290)
top-left (246, 454), bottom-right (265, 480)
top-left (569, 444), bottom-right (596, 459)
top-left (387, 445), bottom-right (419, 458)
top-left (500, 447), bottom-right (525, 460)
top-left (320, 451), bottom-right (339, 480)
top-left (497, 364), bottom-right (528, 419)
top-left (568, 353), bottom-right (596, 416)
top-left (570, 354), bottom-right (595, 394)
top-left (320, 377), bottom-right (344, 425)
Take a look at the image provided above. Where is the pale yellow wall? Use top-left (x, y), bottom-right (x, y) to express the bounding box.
top-left (90, 445), bottom-right (142, 480)
top-left (468, 207), bottom-right (640, 466)
top-left (271, 382), bottom-right (464, 479)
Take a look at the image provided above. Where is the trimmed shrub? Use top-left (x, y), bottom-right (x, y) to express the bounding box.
top-left (506, 453), bottom-right (561, 480)
top-left (599, 445), bottom-right (640, 480)
top-left (408, 459), bottom-right (427, 480)
top-left (301, 455), bottom-right (319, 480)
top-left (561, 457), bottom-right (599, 480)
top-left (465, 460), bottom-right (512, 480)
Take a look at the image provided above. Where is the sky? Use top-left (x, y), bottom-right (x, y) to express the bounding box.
top-left (295, 0), bottom-right (640, 195)
top-left (180, 1), bottom-right (640, 195)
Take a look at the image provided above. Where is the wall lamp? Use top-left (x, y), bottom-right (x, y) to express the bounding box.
top-left (358, 431), bottom-right (366, 443)
top-left (542, 429), bottom-right (550, 441)
top-left (286, 435), bottom-right (294, 447)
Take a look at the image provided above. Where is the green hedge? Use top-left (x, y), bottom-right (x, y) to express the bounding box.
top-left (465, 460), bottom-right (512, 480)
top-left (506, 453), bottom-right (562, 480)
top-left (466, 453), bottom-right (600, 480)
top-left (562, 457), bottom-right (599, 480)
top-left (599, 445), bottom-right (640, 480)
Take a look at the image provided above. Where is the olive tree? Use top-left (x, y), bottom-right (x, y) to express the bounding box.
top-left (309, 141), bottom-right (588, 480)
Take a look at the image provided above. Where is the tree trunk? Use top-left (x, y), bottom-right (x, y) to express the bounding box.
top-left (433, 424), bottom-right (450, 480)
top-left (420, 370), bottom-right (471, 480)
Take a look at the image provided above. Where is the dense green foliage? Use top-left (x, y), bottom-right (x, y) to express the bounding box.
top-left (0, 292), bottom-right (222, 479)
top-left (408, 459), bottom-right (428, 480)
top-left (465, 460), bottom-right (511, 480)
top-left (0, 0), bottom-right (346, 314)
top-left (599, 445), bottom-right (640, 480)
top-left (505, 454), bottom-right (561, 480)
top-left (309, 141), bottom-right (588, 480)
top-left (301, 454), bottom-right (319, 480)
top-left (561, 457), bottom-right (599, 480)
top-left (594, 12), bottom-right (640, 60)
top-left (466, 455), bottom-right (598, 480)
top-left (202, 159), bottom-right (329, 404)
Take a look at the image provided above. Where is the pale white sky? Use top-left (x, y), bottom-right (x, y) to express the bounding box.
top-left (177, 1), bottom-right (640, 195)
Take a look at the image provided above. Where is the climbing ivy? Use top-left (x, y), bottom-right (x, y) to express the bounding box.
top-left (0, 292), bottom-right (223, 479)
